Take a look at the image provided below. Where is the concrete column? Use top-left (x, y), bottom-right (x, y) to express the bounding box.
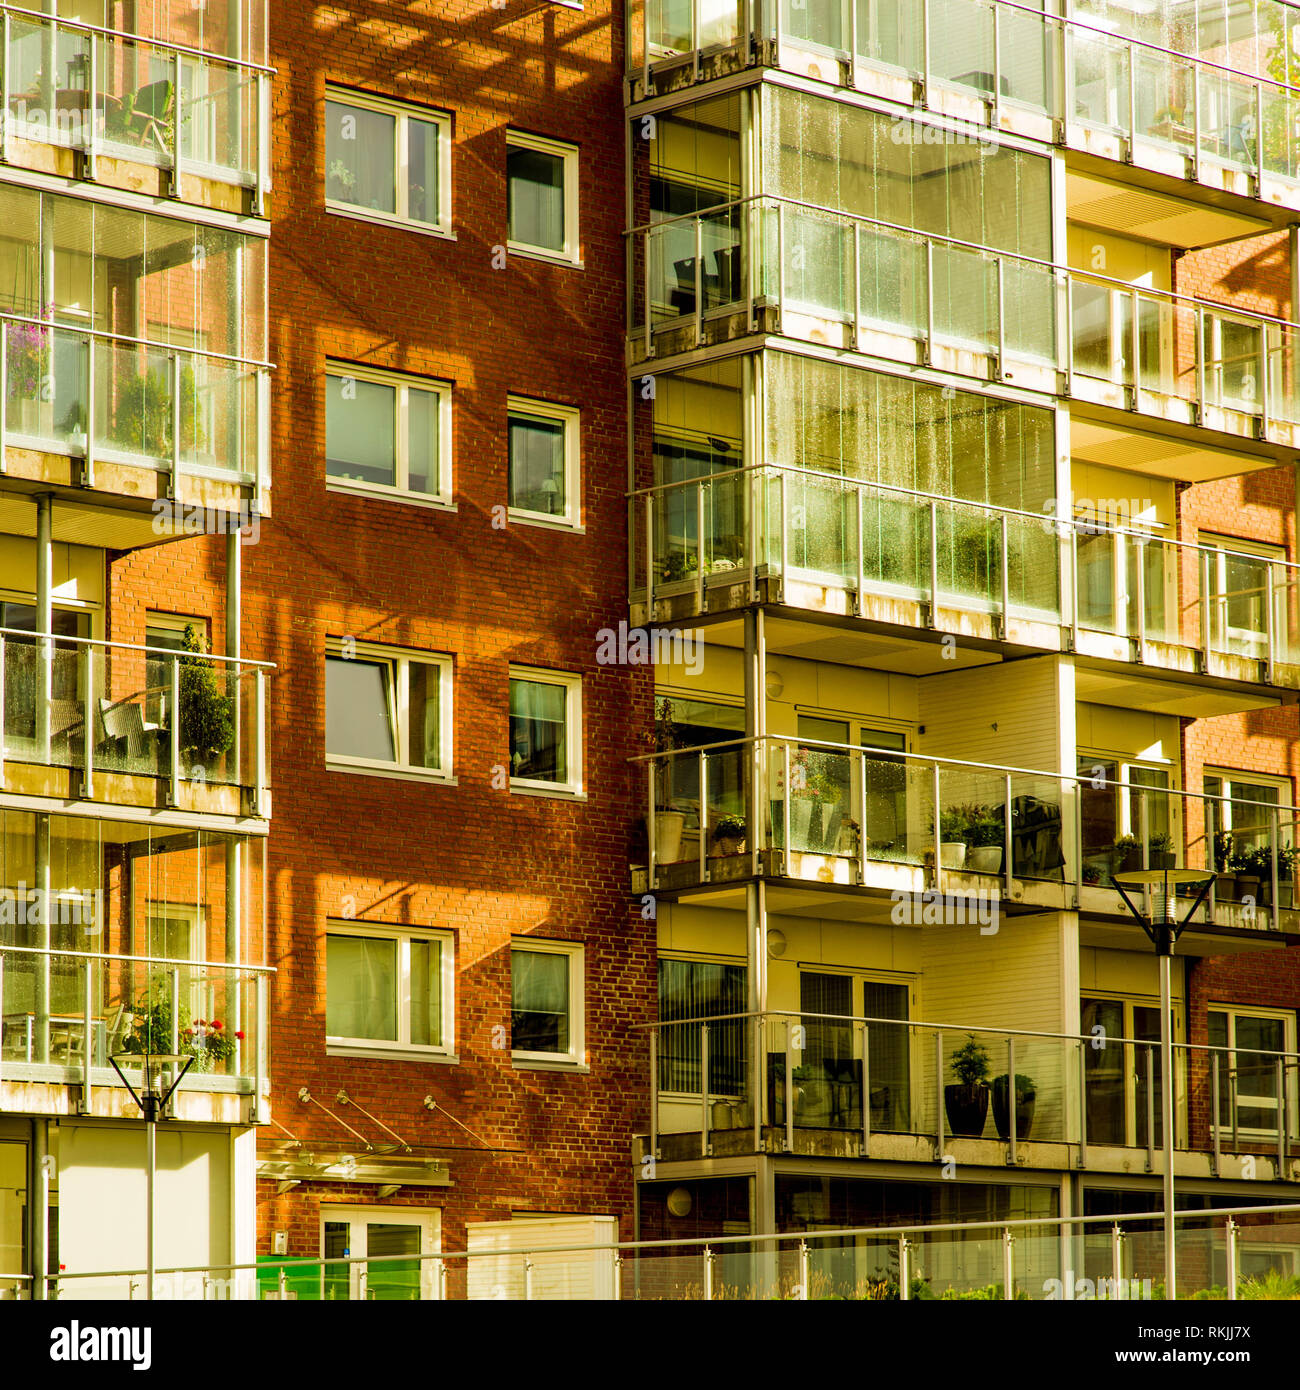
top-left (31, 1121), bottom-right (49, 1300)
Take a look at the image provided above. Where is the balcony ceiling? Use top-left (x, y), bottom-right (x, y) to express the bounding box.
top-left (1074, 665), bottom-right (1282, 717)
top-left (0, 493), bottom-right (186, 548)
top-left (1070, 417), bottom-right (1280, 482)
top-left (1065, 170), bottom-right (1274, 249)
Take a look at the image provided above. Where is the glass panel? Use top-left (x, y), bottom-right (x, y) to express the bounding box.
top-left (410, 938), bottom-right (441, 1047)
top-left (326, 374), bottom-right (396, 487)
top-left (509, 413), bottom-right (566, 515)
top-left (406, 119), bottom-right (439, 226)
top-left (512, 949), bottom-right (570, 1053)
top-left (863, 981), bottom-right (910, 1134)
top-left (407, 387), bottom-right (439, 495)
top-left (658, 959), bottom-right (747, 1094)
top-left (509, 678), bottom-right (567, 782)
top-left (508, 145), bottom-right (565, 252)
top-left (325, 656), bottom-right (395, 762)
top-left (326, 934), bottom-right (397, 1040)
top-left (406, 662), bottom-right (440, 770)
top-left (326, 100), bottom-right (395, 214)
top-left (322, 1222), bottom-right (351, 1301)
top-left (367, 1224), bottom-right (422, 1300)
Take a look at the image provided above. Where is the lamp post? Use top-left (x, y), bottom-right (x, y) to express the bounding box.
top-left (108, 1051), bottom-right (194, 1300)
top-left (1111, 866), bottom-right (1215, 1302)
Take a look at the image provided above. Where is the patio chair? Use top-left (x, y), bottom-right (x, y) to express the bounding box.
top-left (116, 78), bottom-right (175, 156)
top-left (98, 697), bottom-right (153, 762)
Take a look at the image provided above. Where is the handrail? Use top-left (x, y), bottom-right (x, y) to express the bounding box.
top-left (627, 460), bottom-right (1300, 579)
top-left (0, 627), bottom-right (275, 669)
top-left (42, 1200), bottom-right (1300, 1278)
top-left (0, 1), bottom-right (275, 73)
top-left (0, 310), bottom-right (274, 373)
top-left (628, 192), bottom-right (1300, 332)
top-left (0, 942), bottom-right (273, 971)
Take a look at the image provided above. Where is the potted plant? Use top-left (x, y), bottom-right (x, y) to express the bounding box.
top-left (790, 747), bottom-right (845, 853)
top-left (964, 808), bottom-right (1005, 874)
top-left (647, 697), bottom-right (687, 862)
top-left (662, 551), bottom-right (699, 584)
top-left (121, 977), bottom-right (243, 1075)
top-left (110, 360), bottom-right (205, 459)
top-left (944, 1034), bottom-right (991, 1138)
top-left (163, 624), bottom-right (235, 770)
top-left (1147, 831), bottom-right (1176, 870)
top-left (936, 807), bottom-right (969, 869)
top-left (712, 814), bottom-right (746, 856)
top-left (1230, 845), bottom-right (1264, 904)
top-left (1212, 831), bottom-right (1238, 901)
top-left (992, 1072), bottom-right (1036, 1140)
top-left (1113, 834), bottom-right (1142, 874)
top-left (1082, 863), bottom-right (1103, 885)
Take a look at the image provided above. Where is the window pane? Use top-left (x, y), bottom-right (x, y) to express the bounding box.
top-left (326, 374), bottom-right (397, 488)
top-left (367, 1223), bottom-right (422, 1300)
top-left (326, 934), bottom-right (397, 1040)
top-left (326, 656), bottom-right (396, 762)
top-left (509, 677), bottom-right (567, 782)
top-left (508, 413), bottom-right (566, 514)
top-left (508, 145), bottom-right (565, 251)
top-left (326, 101), bottom-right (396, 214)
top-left (512, 949), bottom-right (570, 1053)
top-left (407, 119), bottom-right (439, 226)
top-left (407, 389), bottom-right (439, 495)
top-left (657, 958), bottom-right (747, 1093)
top-left (406, 662), bottom-right (441, 769)
top-left (323, 1220), bottom-right (350, 1301)
top-left (410, 939), bottom-right (442, 1047)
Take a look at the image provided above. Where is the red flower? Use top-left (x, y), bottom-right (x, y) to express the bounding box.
top-left (235, 1031), bottom-right (245, 1040)
top-left (211, 1020), bottom-right (223, 1030)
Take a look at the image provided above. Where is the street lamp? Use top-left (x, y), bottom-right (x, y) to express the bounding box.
top-left (1111, 866), bottom-right (1215, 1301)
top-left (108, 1051), bottom-right (194, 1300)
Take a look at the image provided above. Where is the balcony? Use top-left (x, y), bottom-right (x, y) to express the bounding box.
top-left (645, 1008), bottom-right (1300, 1185)
top-left (629, 466), bottom-right (1300, 696)
top-left (629, 197), bottom-right (1300, 457)
top-left (0, 2), bottom-right (270, 213)
top-left (0, 630), bottom-right (269, 820)
top-left (0, 946), bottom-right (267, 1125)
top-left (626, 0), bottom-right (1300, 215)
top-left (636, 734), bottom-right (1300, 936)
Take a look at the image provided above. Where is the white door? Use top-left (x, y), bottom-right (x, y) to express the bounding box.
top-left (320, 1206), bottom-right (440, 1301)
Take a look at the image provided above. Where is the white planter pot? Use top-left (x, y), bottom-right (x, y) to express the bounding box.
top-left (967, 845), bottom-right (1003, 874)
top-left (654, 811), bottom-right (686, 863)
top-left (940, 841), bottom-right (967, 869)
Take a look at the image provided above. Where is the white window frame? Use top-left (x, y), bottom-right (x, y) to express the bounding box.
top-left (318, 1205), bottom-right (442, 1301)
top-left (506, 395), bottom-right (581, 530)
top-left (508, 665), bottom-right (583, 798)
top-left (325, 638), bottom-right (454, 783)
top-left (510, 938), bottom-right (585, 1068)
top-left (325, 360), bottom-right (454, 509)
top-left (506, 130), bottom-right (581, 266)
top-left (324, 86), bottom-right (454, 238)
top-left (1203, 768), bottom-right (1294, 855)
top-left (325, 920), bottom-right (456, 1060)
top-left (1207, 1003), bottom-right (1296, 1140)
top-left (1199, 532), bottom-right (1287, 660)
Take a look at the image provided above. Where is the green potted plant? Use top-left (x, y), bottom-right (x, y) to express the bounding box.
top-left (662, 550), bottom-right (699, 584)
top-left (712, 814), bottom-right (746, 856)
top-left (1113, 833), bottom-right (1142, 874)
top-left (1230, 844), bottom-right (1265, 903)
top-left (944, 1034), bottom-right (991, 1137)
top-left (935, 806), bottom-right (970, 869)
top-left (121, 976), bottom-right (243, 1075)
top-left (1212, 831), bottom-right (1238, 901)
top-left (1147, 831), bottom-right (1176, 870)
top-left (964, 807), bottom-right (1005, 874)
top-left (110, 360), bottom-right (205, 460)
top-left (164, 624), bottom-right (235, 768)
top-left (992, 1072), bottom-right (1036, 1140)
top-left (1082, 863), bottom-right (1103, 885)
top-left (647, 696), bottom-right (687, 863)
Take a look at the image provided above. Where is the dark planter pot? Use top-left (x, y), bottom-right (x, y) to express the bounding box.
top-left (1117, 848), bottom-right (1142, 874)
top-left (992, 1075), bottom-right (1036, 1141)
top-left (1236, 875), bottom-right (1262, 904)
top-left (943, 1083), bottom-right (989, 1138)
top-left (1150, 851), bottom-right (1176, 870)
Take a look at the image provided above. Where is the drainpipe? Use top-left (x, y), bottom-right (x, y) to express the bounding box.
top-left (225, 531), bottom-right (242, 1073)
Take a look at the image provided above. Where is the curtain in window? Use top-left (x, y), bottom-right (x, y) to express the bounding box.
top-left (509, 414), bottom-right (565, 514)
top-left (508, 147), bottom-right (564, 251)
top-left (326, 657), bottom-right (395, 762)
top-left (325, 101), bottom-right (395, 214)
top-left (326, 934), bottom-right (397, 1040)
top-left (509, 679), bottom-right (566, 782)
top-left (800, 972), bottom-right (853, 1078)
top-left (863, 980), bottom-right (910, 1132)
top-left (658, 958), bottom-right (746, 1093)
top-left (512, 950), bottom-right (570, 1053)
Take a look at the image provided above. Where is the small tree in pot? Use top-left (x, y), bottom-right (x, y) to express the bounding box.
top-left (163, 624), bottom-right (235, 773)
top-left (944, 1034), bottom-right (991, 1138)
top-left (712, 814), bottom-right (746, 856)
top-left (992, 1072), bottom-right (1037, 1140)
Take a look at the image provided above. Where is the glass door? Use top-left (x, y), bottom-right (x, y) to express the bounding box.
top-left (0, 1141), bottom-right (27, 1298)
top-left (320, 1207), bottom-right (438, 1300)
top-left (798, 972), bottom-right (857, 1129)
top-left (863, 979), bottom-right (910, 1132)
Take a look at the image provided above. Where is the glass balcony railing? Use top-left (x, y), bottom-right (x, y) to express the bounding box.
top-left (25, 1206), bottom-right (1300, 1298)
top-left (627, 0), bottom-right (1300, 192)
top-left (649, 1008), bottom-right (1300, 1174)
top-left (0, 629), bottom-right (269, 807)
top-left (1, 3), bottom-right (270, 197)
top-left (629, 465), bottom-right (1300, 679)
top-left (1, 315), bottom-right (270, 488)
top-left (629, 198), bottom-right (1300, 435)
top-left (0, 944), bottom-right (267, 1086)
top-left (638, 734), bottom-right (1300, 925)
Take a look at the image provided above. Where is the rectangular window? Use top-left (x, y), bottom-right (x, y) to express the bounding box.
top-left (326, 640), bottom-right (452, 779)
top-left (508, 667), bottom-right (581, 795)
top-left (1207, 1006), bottom-right (1295, 1137)
top-left (507, 131), bottom-right (579, 264)
top-left (325, 923), bottom-right (453, 1056)
top-left (511, 941), bottom-right (583, 1064)
top-left (657, 956), bottom-right (747, 1094)
top-left (1199, 533), bottom-right (1287, 662)
top-left (326, 362), bottom-right (450, 505)
top-left (325, 88), bottom-right (451, 234)
top-left (1204, 770), bottom-right (1292, 861)
top-left (507, 397), bottom-right (579, 527)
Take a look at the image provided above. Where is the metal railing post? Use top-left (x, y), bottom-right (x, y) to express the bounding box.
top-left (994, 256), bottom-right (1005, 380)
top-left (784, 1015), bottom-right (794, 1153)
top-left (695, 480), bottom-right (706, 613)
top-left (698, 748), bottom-right (708, 882)
top-left (1006, 1036), bottom-right (1017, 1164)
top-left (861, 1020), bottom-right (871, 1153)
top-left (703, 1246), bottom-right (714, 1301)
top-left (169, 967), bottom-right (180, 1056)
top-left (928, 499), bottom-right (939, 625)
top-left (782, 742), bottom-right (791, 863)
top-left (1129, 287), bottom-right (1141, 403)
top-left (999, 511), bottom-right (1010, 637)
top-left (932, 762), bottom-right (943, 895)
top-left (523, 1255), bottom-right (534, 1301)
top-left (1111, 1224), bottom-right (1124, 1300)
top-left (923, 240), bottom-right (934, 365)
top-left (171, 50), bottom-right (183, 191)
top-left (649, 1028), bottom-right (659, 1158)
top-left (82, 958), bottom-right (93, 1108)
top-left (700, 1022), bottom-right (710, 1157)
top-left (1264, 569), bottom-right (1276, 684)
top-left (857, 746), bottom-right (868, 886)
top-left (851, 220), bottom-right (861, 346)
top-left (1226, 1215), bottom-right (1238, 1301)
top-left (1002, 1227), bottom-right (1014, 1300)
top-left (1270, 808), bottom-right (1281, 920)
top-left (935, 1029), bottom-right (945, 1153)
top-left (0, 13), bottom-right (9, 165)
top-left (253, 971), bottom-right (266, 1124)
top-left (254, 668), bottom-right (266, 817)
top-left (798, 1240), bottom-right (809, 1300)
top-left (693, 215), bottom-right (703, 346)
top-left (854, 485), bottom-right (864, 616)
top-left (1277, 1057), bottom-right (1287, 1172)
top-left (1078, 1041), bottom-right (1088, 1168)
top-left (899, 1235), bottom-right (911, 1299)
top-left (1231, 1069), bottom-right (1240, 1153)
top-left (170, 352), bottom-right (182, 496)
top-left (778, 470), bottom-right (788, 594)
top-left (0, 634), bottom-right (7, 789)
top-left (1003, 771), bottom-right (1014, 897)
top-left (86, 29), bottom-right (97, 180)
top-left (643, 494), bottom-right (654, 611)
top-left (1134, 537), bottom-right (1147, 663)
top-left (1145, 1045), bottom-right (1156, 1171)
top-left (169, 655), bottom-right (181, 805)
top-left (1254, 81), bottom-right (1265, 188)
top-left (82, 645), bottom-right (94, 799)
top-left (1200, 547), bottom-right (1213, 666)
top-left (1195, 303), bottom-right (1206, 422)
top-left (1211, 1051), bottom-right (1221, 1177)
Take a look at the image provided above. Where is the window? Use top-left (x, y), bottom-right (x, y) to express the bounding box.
top-left (511, 941), bottom-right (583, 1065)
top-left (325, 923), bottom-right (453, 1056)
top-left (318, 1207), bottom-right (441, 1301)
top-left (1081, 995), bottom-right (1185, 1149)
top-left (1078, 754), bottom-right (1176, 875)
top-left (507, 397), bottom-right (579, 527)
top-left (658, 956), bottom-right (747, 1094)
top-left (325, 88), bottom-right (451, 234)
top-left (506, 131), bottom-right (579, 264)
top-left (1204, 771), bottom-right (1292, 860)
top-left (326, 362), bottom-right (451, 505)
top-left (325, 640), bottom-right (452, 779)
top-left (508, 667), bottom-right (581, 795)
top-left (145, 614), bottom-right (205, 721)
top-left (1207, 1006), bottom-right (1295, 1137)
top-left (1200, 534), bottom-right (1287, 661)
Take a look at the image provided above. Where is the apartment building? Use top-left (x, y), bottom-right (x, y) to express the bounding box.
top-left (627, 0), bottom-right (1300, 1294)
top-left (0, 0), bottom-right (272, 1297)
